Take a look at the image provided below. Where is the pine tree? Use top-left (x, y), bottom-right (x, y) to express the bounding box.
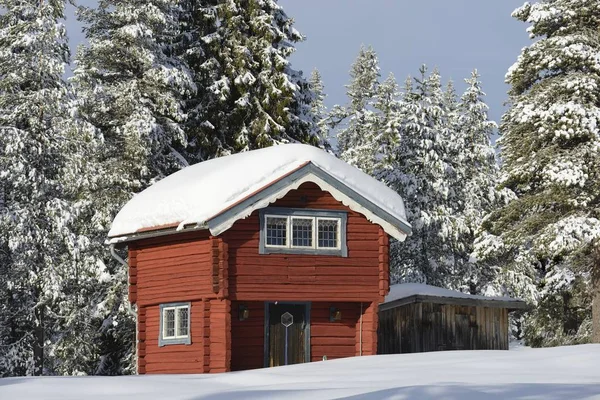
top-left (309, 68), bottom-right (329, 146)
top-left (383, 66), bottom-right (457, 287)
top-left (72, 0), bottom-right (194, 374)
top-left (188, 0), bottom-right (322, 155)
top-left (455, 70), bottom-right (500, 294)
top-left (0, 0), bottom-right (91, 376)
top-left (475, 0), bottom-right (600, 345)
top-left (332, 45), bottom-right (381, 174)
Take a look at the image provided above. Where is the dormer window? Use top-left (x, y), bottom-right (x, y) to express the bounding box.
top-left (260, 208), bottom-right (347, 256)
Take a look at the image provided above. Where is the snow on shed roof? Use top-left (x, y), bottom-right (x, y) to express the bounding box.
top-left (381, 283), bottom-right (528, 311)
top-left (108, 144), bottom-right (411, 243)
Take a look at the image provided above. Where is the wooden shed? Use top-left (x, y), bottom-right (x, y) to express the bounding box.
top-left (378, 283), bottom-right (527, 354)
top-left (108, 144), bottom-right (412, 374)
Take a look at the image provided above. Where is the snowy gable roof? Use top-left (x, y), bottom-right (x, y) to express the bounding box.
top-left (381, 283), bottom-right (528, 311)
top-left (108, 144), bottom-right (411, 243)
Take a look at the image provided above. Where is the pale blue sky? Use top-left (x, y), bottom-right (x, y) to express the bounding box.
top-left (65, 0), bottom-right (531, 126)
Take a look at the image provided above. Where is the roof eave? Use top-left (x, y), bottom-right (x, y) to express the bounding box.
top-left (206, 162), bottom-right (412, 240)
top-left (106, 223), bottom-right (208, 246)
top-left (380, 294), bottom-right (529, 312)
top-left (106, 161), bottom-right (412, 245)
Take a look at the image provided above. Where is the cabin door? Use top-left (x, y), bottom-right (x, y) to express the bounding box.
top-left (266, 303), bottom-right (310, 367)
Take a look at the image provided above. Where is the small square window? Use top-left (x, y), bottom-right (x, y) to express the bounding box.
top-left (159, 303), bottom-right (191, 346)
top-left (318, 218), bottom-right (339, 249)
top-left (292, 217), bottom-right (313, 247)
top-left (266, 216), bottom-right (288, 247)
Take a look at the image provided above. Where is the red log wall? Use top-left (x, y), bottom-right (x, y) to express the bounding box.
top-left (224, 182), bottom-right (387, 304)
top-left (129, 181), bottom-right (389, 373)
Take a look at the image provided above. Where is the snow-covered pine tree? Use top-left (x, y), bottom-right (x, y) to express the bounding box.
top-left (189, 0), bottom-right (321, 155)
top-left (383, 66), bottom-right (457, 287)
top-left (475, 0), bottom-right (600, 346)
top-left (375, 72), bottom-right (401, 168)
top-left (309, 68), bottom-right (330, 146)
top-left (0, 0), bottom-right (93, 376)
top-left (72, 0), bottom-right (195, 374)
top-left (176, 0), bottom-right (224, 162)
top-left (454, 70), bottom-right (500, 294)
top-left (332, 45), bottom-right (381, 174)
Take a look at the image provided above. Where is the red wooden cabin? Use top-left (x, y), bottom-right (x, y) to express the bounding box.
top-left (108, 144), bottom-right (411, 374)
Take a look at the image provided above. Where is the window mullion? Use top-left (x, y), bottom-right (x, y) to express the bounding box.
top-left (287, 216), bottom-right (291, 248)
top-left (174, 307), bottom-right (180, 338)
top-left (312, 217), bottom-right (317, 249)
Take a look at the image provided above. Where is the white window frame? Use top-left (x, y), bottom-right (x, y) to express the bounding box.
top-left (260, 208), bottom-right (347, 256)
top-left (264, 215), bottom-right (290, 248)
top-left (159, 302), bottom-right (191, 346)
top-left (316, 217), bottom-right (342, 251)
top-left (290, 216), bottom-right (316, 249)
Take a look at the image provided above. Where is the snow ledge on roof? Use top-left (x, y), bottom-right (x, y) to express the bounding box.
top-left (108, 144), bottom-right (411, 243)
top-left (383, 283), bottom-right (526, 306)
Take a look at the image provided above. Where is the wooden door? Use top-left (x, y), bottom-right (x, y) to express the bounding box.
top-left (267, 303), bottom-right (309, 367)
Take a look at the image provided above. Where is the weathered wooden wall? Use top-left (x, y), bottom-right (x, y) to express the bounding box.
top-left (378, 302), bottom-right (509, 354)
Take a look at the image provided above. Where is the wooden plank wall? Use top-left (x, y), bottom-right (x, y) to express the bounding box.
top-left (230, 301), bottom-right (367, 367)
top-left (225, 182), bottom-right (385, 303)
top-left (140, 300), bottom-right (206, 374)
top-left (311, 302), bottom-right (359, 361)
top-left (130, 232), bottom-right (213, 307)
top-left (231, 301), bottom-right (265, 371)
top-left (130, 232), bottom-right (231, 374)
top-left (378, 303), bottom-right (510, 354)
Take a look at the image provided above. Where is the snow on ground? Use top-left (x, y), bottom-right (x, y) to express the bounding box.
top-left (2, 344), bottom-right (600, 400)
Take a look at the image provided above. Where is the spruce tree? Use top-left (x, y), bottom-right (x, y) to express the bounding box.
top-left (332, 45), bottom-right (381, 174)
top-left (72, 0), bottom-right (194, 374)
top-left (475, 0), bottom-right (600, 345)
top-left (0, 0), bottom-right (90, 376)
top-left (190, 0), bottom-right (321, 155)
top-left (383, 66), bottom-right (457, 287)
top-left (309, 68), bottom-right (329, 146)
top-left (454, 71), bottom-right (500, 293)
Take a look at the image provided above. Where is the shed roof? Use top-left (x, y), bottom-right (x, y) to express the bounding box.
top-left (108, 144), bottom-right (412, 244)
top-left (380, 283), bottom-right (528, 311)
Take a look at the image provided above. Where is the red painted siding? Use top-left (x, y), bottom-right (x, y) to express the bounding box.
top-left (129, 181), bottom-right (390, 373)
top-left (131, 232), bottom-right (214, 307)
top-left (311, 302), bottom-right (359, 361)
top-left (231, 301), bottom-right (265, 371)
top-left (140, 300), bottom-right (206, 374)
top-left (225, 182), bottom-right (384, 303)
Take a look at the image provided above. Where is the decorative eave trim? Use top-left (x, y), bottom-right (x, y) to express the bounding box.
top-left (107, 162), bottom-right (412, 244)
top-left (206, 162), bottom-right (412, 241)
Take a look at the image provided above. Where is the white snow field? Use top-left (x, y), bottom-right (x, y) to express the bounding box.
top-left (2, 344), bottom-right (599, 400)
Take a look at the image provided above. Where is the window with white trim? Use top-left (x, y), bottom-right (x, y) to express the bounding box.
top-left (159, 303), bottom-right (191, 346)
top-left (260, 208), bottom-right (347, 256)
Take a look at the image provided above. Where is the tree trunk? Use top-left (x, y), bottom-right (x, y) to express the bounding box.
top-left (33, 307), bottom-right (44, 376)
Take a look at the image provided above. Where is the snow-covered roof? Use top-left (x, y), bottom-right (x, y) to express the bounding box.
top-left (108, 144), bottom-right (411, 243)
top-left (381, 283), bottom-right (528, 310)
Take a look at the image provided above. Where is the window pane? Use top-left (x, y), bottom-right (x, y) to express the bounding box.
top-left (164, 309), bottom-right (175, 338)
top-left (178, 307), bottom-right (189, 337)
top-left (292, 218), bottom-right (313, 247)
top-left (318, 219), bottom-right (338, 248)
top-left (266, 217), bottom-right (287, 246)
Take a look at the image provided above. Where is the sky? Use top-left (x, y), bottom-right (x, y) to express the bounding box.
top-left (65, 0), bottom-right (531, 127)
top-left (278, 0), bottom-right (531, 126)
